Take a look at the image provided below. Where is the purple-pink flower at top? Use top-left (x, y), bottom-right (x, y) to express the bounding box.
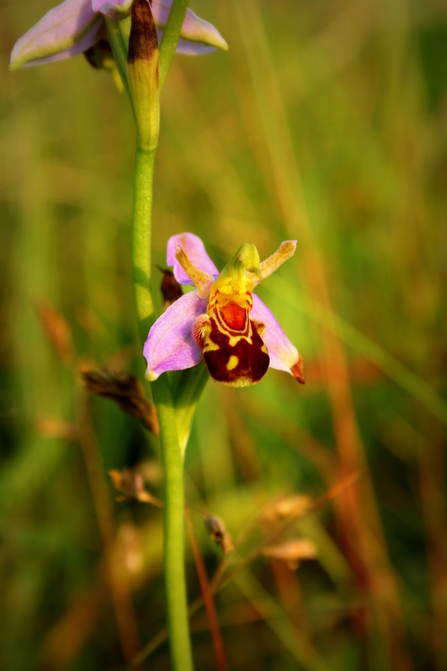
top-left (144, 233), bottom-right (305, 388)
top-left (9, 0), bottom-right (228, 70)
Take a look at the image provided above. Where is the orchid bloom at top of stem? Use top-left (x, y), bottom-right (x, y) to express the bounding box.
top-left (9, 0), bottom-right (228, 71)
top-left (144, 233), bottom-right (305, 388)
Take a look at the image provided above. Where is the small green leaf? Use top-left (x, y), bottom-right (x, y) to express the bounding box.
top-left (170, 361), bottom-right (209, 457)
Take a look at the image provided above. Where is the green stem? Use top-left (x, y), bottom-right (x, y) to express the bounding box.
top-left (159, 0), bottom-right (189, 90)
top-left (107, 5), bottom-right (195, 668)
top-left (132, 142), bottom-right (194, 671)
top-left (152, 377), bottom-right (193, 671)
top-left (131, 146), bottom-right (156, 344)
top-left (105, 17), bottom-right (131, 95)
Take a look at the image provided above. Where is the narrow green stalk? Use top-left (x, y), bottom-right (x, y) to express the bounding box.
top-left (132, 142), bottom-right (194, 671)
top-left (105, 17), bottom-right (131, 94)
top-left (108, 4), bottom-right (195, 668)
top-left (132, 146), bottom-right (156, 343)
top-left (159, 0), bottom-right (189, 89)
top-left (151, 377), bottom-right (193, 671)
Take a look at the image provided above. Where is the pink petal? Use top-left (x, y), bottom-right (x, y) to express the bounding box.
top-left (156, 31), bottom-right (224, 55)
top-left (152, 1), bottom-right (227, 52)
top-left (92, 0), bottom-right (132, 20)
top-left (143, 291), bottom-right (207, 380)
top-left (21, 22), bottom-right (105, 67)
top-left (9, 0), bottom-right (100, 71)
top-left (167, 233), bottom-right (219, 286)
top-left (251, 294), bottom-right (300, 375)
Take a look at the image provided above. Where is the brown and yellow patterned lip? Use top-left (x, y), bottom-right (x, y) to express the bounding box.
top-left (202, 315), bottom-right (270, 388)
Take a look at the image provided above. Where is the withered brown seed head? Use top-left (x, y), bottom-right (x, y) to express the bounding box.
top-left (81, 368), bottom-right (159, 435)
top-left (128, 0), bottom-right (159, 65)
top-left (35, 299), bottom-right (74, 365)
top-left (204, 515), bottom-right (234, 554)
top-left (261, 538), bottom-right (317, 570)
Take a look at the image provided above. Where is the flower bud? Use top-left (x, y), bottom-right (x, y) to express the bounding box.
top-left (126, 0), bottom-right (160, 151)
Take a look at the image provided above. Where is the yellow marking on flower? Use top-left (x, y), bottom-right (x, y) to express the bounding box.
top-left (203, 339), bottom-right (220, 353)
top-left (226, 355), bottom-right (239, 371)
top-left (227, 333), bottom-right (252, 347)
top-left (261, 344), bottom-right (269, 355)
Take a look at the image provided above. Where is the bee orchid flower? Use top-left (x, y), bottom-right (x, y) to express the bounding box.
top-left (9, 0), bottom-right (228, 71)
top-left (144, 233), bottom-right (305, 387)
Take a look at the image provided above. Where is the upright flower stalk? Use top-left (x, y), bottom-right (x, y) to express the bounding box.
top-left (117, 1), bottom-right (195, 668)
top-left (105, 2), bottom-right (227, 666)
top-left (124, 0), bottom-right (159, 343)
top-left (158, 0), bottom-right (188, 88)
top-left (135, 4), bottom-right (189, 671)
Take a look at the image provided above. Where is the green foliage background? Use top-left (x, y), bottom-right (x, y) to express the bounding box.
top-left (1, 0), bottom-right (447, 669)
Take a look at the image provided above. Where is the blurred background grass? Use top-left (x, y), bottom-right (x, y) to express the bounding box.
top-left (1, 0), bottom-right (447, 669)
